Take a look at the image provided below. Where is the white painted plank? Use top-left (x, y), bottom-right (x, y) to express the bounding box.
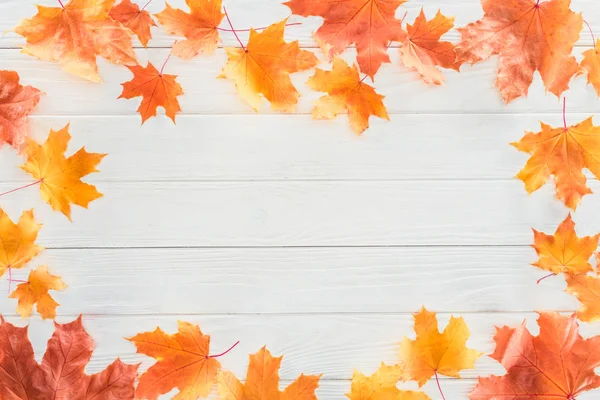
top-left (1, 0), bottom-right (598, 48)
top-left (0, 247), bottom-right (580, 315)
top-left (5, 313), bottom-right (600, 380)
top-left (2, 49), bottom-right (599, 115)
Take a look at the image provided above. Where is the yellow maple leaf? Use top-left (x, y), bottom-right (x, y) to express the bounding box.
top-left (219, 19), bottom-right (318, 112)
top-left (218, 346), bottom-right (321, 400)
top-left (21, 124), bottom-right (106, 220)
top-left (306, 58), bottom-right (389, 134)
top-left (0, 209), bottom-right (43, 279)
top-left (346, 363), bottom-right (430, 400)
top-left (9, 265), bottom-right (66, 319)
top-left (399, 307), bottom-right (482, 386)
top-left (581, 40), bottom-right (600, 96)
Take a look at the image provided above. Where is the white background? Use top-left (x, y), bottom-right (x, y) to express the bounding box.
top-left (1, 0), bottom-right (600, 398)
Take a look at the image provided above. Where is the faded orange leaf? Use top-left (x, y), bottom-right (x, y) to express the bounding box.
top-left (581, 40), bottom-right (600, 96)
top-left (9, 265), bottom-right (66, 320)
top-left (0, 209), bottom-right (43, 279)
top-left (566, 271), bottom-right (600, 323)
top-left (110, 0), bottom-right (157, 47)
top-left (346, 363), bottom-right (430, 400)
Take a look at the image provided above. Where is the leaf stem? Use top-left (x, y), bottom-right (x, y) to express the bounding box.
top-left (537, 273), bottom-right (556, 284)
top-left (223, 8), bottom-right (246, 51)
top-left (58, 0), bottom-right (64, 8)
top-left (583, 20), bottom-right (597, 50)
top-left (209, 340), bottom-right (240, 358)
top-left (435, 371), bottom-right (446, 400)
top-left (140, 0), bottom-right (153, 12)
top-left (160, 49), bottom-right (173, 74)
top-left (562, 97), bottom-right (567, 129)
top-left (217, 22), bottom-right (302, 33)
top-left (0, 180), bottom-right (42, 198)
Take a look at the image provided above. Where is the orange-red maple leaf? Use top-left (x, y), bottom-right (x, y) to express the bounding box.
top-left (119, 62), bottom-right (184, 123)
top-left (284, 0), bottom-right (406, 79)
top-left (455, 0), bottom-right (583, 103)
top-left (155, 0), bottom-right (224, 60)
top-left (470, 312), bottom-right (600, 400)
top-left (0, 315), bottom-right (138, 399)
top-left (0, 70), bottom-right (43, 152)
top-left (581, 40), bottom-right (600, 96)
top-left (109, 0), bottom-right (157, 47)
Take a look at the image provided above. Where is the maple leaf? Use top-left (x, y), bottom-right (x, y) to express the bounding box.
top-left (9, 265), bottom-right (66, 320)
top-left (346, 363), bottom-right (430, 400)
top-left (119, 62), bottom-right (184, 123)
top-left (399, 307), bottom-right (482, 386)
top-left (0, 315), bottom-right (138, 399)
top-left (219, 19), bottom-right (318, 112)
top-left (284, 0), bottom-right (406, 78)
top-left (0, 70), bottom-right (43, 152)
top-left (0, 209), bottom-right (43, 279)
top-left (581, 41), bottom-right (600, 96)
top-left (155, 0), bottom-right (224, 60)
top-left (14, 0), bottom-right (137, 82)
top-left (109, 0), bottom-right (157, 47)
top-left (128, 321), bottom-right (221, 399)
top-left (307, 58), bottom-right (389, 134)
top-left (218, 346), bottom-right (321, 400)
top-left (531, 214), bottom-right (599, 275)
top-left (21, 124), bottom-right (106, 220)
top-left (454, 0), bottom-right (583, 103)
top-left (512, 115), bottom-right (600, 210)
top-left (469, 312), bottom-right (600, 400)
top-left (399, 9), bottom-right (462, 85)
top-left (565, 271), bottom-right (600, 323)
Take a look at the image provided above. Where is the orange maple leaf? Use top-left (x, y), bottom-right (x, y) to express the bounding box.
top-left (284, 0), bottom-right (406, 78)
top-left (9, 266), bottom-right (66, 320)
top-left (531, 214), bottom-right (599, 276)
top-left (128, 321), bottom-right (221, 399)
top-left (0, 315), bottom-right (138, 399)
top-left (566, 269), bottom-right (600, 323)
top-left (21, 124), bottom-right (106, 220)
top-left (399, 9), bottom-right (462, 85)
top-left (219, 19), bottom-right (318, 112)
top-left (155, 0), bottom-right (224, 60)
top-left (218, 346), bottom-right (321, 400)
top-left (469, 312), bottom-right (600, 400)
top-left (0, 70), bottom-right (43, 152)
top-left (119, 62), bottom-right (184, 123)
top-left (307, 58), bottom-right (389, 134)
top-left (109, 0), bottom-right (157, 47)
top-left (455, 0), bottom-right (582, 103)
top-left (512, 114), bottom-right (600, 210)
top-left (346, 363), bottom-right (430, 400)
top-left (0, 209), bottom-right (43, 279)
top-left (14, 0), bottom-right (138, 82)
top-left (581, 40), bottom-right (600, 96)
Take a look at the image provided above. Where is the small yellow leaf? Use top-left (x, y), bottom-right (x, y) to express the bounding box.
top-left (9, 265), bottom-right (66, 319)
top-left (0, 209), bottom-right (43, 278)
top-left (346, 363), bottom-right (430, 400)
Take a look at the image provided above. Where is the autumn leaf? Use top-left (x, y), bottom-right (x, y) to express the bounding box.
top-left (512, 114), bottom-right (600, 209)
top-left (128, 321), bottom-right (221, 399)
top-left (581, 41), bottom-right (600, 96)
top-left (469, 312), bottom-right (600, 400)
top-left (0, 209), bottom-right (42, 279)
top-left (0, 315), bottom-right (138, 399)
top-left (399, 307), bottom-right (482, 386)
top-left (218, 346), bottom-right (321, 400)
top-left (155, 0), bottom-right (224, 60)
top-left (220, 19), bottom-right (318, 112)
top-left (455, 0), bottom-right (583, 103)
top-left (531, 214), bottom-right (599, 276)
top-left (565, 272), bottom-right (600, 323)
top-left (284, 0), bottom-right (406, 78)
top-left (21, 124), bottom-right (106, 220)
top-left (119, 62), bottom-right (184, 123)
top-left (346, 363), bottom-right (430, 400)
top-left (399, 9), bottom-right (462, 85)
top-left (9, 266), bottom-right (66, 320)
top-left (0, 70), bottom-right (43, 152)
top-left (14, 0), bottom-right (137, 82)
top-left (109, 0), bottom-right (157, 47)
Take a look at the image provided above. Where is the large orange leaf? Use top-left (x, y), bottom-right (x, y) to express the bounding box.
top-left (219, 19), bottom-right (318, 112)
top-left (128, 321), bottom-right (221, 399)
top-left (284, 0), bottom-right (406, 78)
top-left (155, 0), bottom-right (224, 60)
top-left (9, 265), bottom-right (66, 320)
top-left (0, 315), bottom-right (138, 399)
top-left (21, 124), bottom-right (106, 220)
top-left (119, 62), bottom-right (184, 123)
top-left (14, 0), bottom-right (137, 82)
top-left (218, 346), bottom-right (320, 400)
top-left (109, 0), bottom-right (157, 47)
top-left (0, 209), bottom-right (43, 279)
top-left (512, 115), bottom-right (600, 210)
top-left (455, 0), bottom-right (582, 103)
top-left (399, 307), bottom-right (482, 386)
top-left (0, 70), bottom-right (43, 152)
top-left (470, 312), bottom-right (600, 400)
top-left (306, 58), bottom-right (389, 134)
top-left (581, 41), bottom-right (600, 96)
top-left (346, 363), bottom-right (430, 400)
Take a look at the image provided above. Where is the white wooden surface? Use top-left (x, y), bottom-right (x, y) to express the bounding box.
top-left (1, 0), bottom-right (600, 399)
